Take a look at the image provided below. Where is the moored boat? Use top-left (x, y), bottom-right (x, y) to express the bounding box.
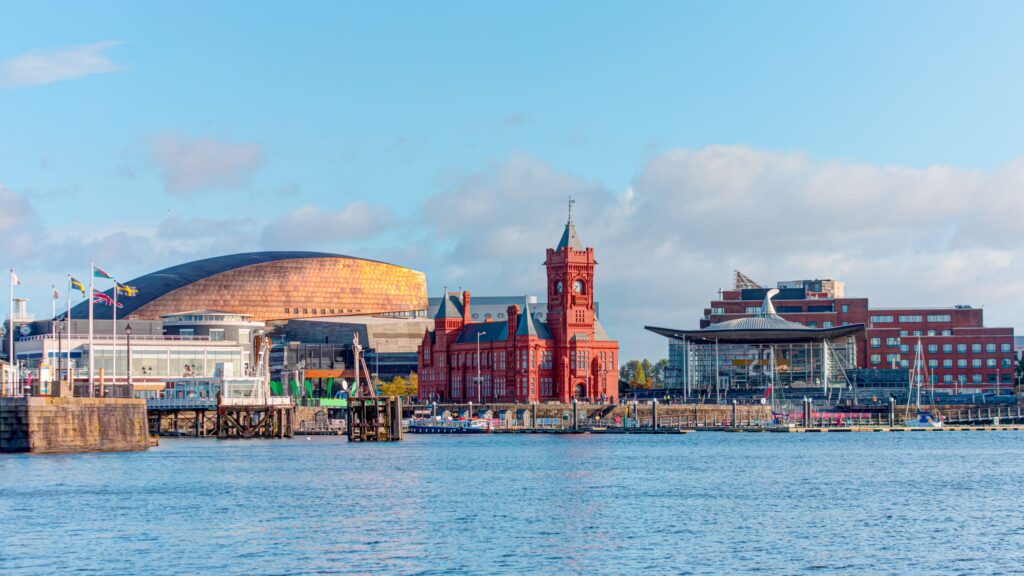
top-left (407, 418), bottom-right (493, 434)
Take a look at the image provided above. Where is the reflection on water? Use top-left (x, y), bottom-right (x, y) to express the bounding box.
top-left (3, 433), bottom-right (1024, 575)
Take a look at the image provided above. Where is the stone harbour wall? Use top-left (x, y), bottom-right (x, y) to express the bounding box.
top-left (0, 397), bottom-right (150, 453)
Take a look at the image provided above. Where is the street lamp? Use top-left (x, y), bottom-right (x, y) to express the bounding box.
top-left (57, 319), bottom-right (64, 396)
top-left (476, 331), bottom-right (486, 404)
top-left (125, 323), bottom-right (133, 398)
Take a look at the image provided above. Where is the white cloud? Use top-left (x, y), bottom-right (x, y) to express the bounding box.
top-left (146, 134), bottom-right (265, 194)
top-left (260, 201), bottom-right (393, 248)
top-left (0, 41), bottom-right (124, 89)
top-left (0, 184), bottom-right (45, 259)
top-left (414, 147), bottom-right (1024, 361)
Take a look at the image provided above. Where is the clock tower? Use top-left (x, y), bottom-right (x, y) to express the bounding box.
top-left (545, 198), bottom-right (597, 346)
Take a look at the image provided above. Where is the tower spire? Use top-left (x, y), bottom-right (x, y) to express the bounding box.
top-left (556, 197), bottom-right (584, 251)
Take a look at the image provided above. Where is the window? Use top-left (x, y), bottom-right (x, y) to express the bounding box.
top-left (886, 337), bottom-right (900, 347)
top-left (870, 338), bottom-right (881, 348)
top-left (973, 374), bottom-right (982, 384)
top-left (900, 344), bottom-right (909, 353)
top-left (238, 329), bottom-right (249, 344)
top-left (957, 359), bottom-right (967, 368)
top-left (972, 359), bottom-right (982, 368)
top-left (807, 321), bottom-right (818, 328)
top-left (927, 314), bottom-right (951, 322)
top-left (1001, 343), bottom-right (1012, 352)
top-left (711, 307), bottom-right (725, 315)
top-left (899, 315), bottom-right (922, 323)
top-left (984, 358), bottom-right (996, 367)
top-left (943, 344), bottom-right (953, 353)
top-left (972, 343), bottom-right (982, 353)
top-left (942, 330), bottom-right (952, 336)
top-left (927, 344), bottom-right (938, 353)
top-left (871, 315), bottom-right (894, 323)
top-left (822, 321), bottom-right (832, 328)
top-left (912, 330), bottom-right (922, 336)
top-left (209, 329), bottom-right (225, 342)
top-left (927, 359), bottom-right (937, 368)
top-left (179, 328), bottom-right (195, 339)
top-left (900, 331), bottom-right (909, 337)
top-left (986, 343), bottom-right (996, 353)
top-left (957, 344), bottom-right (967, 353)
top-left (841, 305), bottom-right (849, 313)
top-left (943, 374), bottom-right (953, 383)
top-left (927, 330), bottom-right (936, 336)
top-left (886, 354), bottom-right (900, 364)
top-left (1003, 358), bottom-right (1013, 368)
top-left (870, 354), bottom-right (881, 365)
top-left (540, 351), bottom-right (553, 369)
top-left (900, 359), bottom-right (909, 368)
top-left (943, 359), bottom-right (953, 368)
top-left (745, 307), bottom-right (760, 314)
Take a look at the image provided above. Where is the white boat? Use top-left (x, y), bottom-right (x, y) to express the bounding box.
top-left (903, 338), bottom-right (942, 428)
top-left (905, 410), bottom-right (943, 428)
top-left (407, 418), bottom-right (493, 434)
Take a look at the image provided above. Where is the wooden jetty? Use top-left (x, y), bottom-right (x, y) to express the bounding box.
top-left (346, 333), bottom-right (402, 442)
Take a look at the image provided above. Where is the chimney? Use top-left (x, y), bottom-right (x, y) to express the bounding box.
top-left (462, 290), bottom-right (471, 324)
top-left (507, 305), bottom-right (520, 339)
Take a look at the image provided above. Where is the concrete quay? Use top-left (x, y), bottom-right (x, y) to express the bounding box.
top-left (0, 397), bottom-right (150, 453)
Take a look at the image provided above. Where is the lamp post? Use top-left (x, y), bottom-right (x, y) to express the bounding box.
top-left (125, 323), bottom-right (133, 398)
top-left (57, 319), bottom-right (64, 396)
top-left (476, 331), bottom-right (486, 404)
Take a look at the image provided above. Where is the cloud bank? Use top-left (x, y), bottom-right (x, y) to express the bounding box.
top-left (0, 41), bottom-right (124, 89)
top-left (415, 146), bottom-right (1024, 360)
top-left (7, 145), bottom-right (1024, 361)
top-left (146, 134), bottom-right (265, 194)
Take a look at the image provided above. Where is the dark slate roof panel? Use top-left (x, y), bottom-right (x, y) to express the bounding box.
top-left (556, 221), bottom-right (585, 251)
top-left (455, 322), bottom-right (509, 343)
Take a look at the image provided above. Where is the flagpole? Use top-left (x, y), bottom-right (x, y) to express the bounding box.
top-left (51, 284), bottom-right (56, 393)
top-left (67, 275), bottom-right (72, 394)
top-left (7, 270), bottom-right (13, 397)
top-left (89, 264), bottom-right (94, 397)
top-left (112, 281), bottom-right (118, 392)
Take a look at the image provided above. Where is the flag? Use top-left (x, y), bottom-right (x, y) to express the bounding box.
top-left (116, 283), bottom-right (138, 297)
top-left (93, 265), bottom-right (113, 280)
top-left (70, 277), bottom-right (86, 295)
top-left (92, 291), bottom-right (114, 306)
top-left (10, 270), bottom-right (20, 286)
top-left (53, 287), bottom-right (60, 300)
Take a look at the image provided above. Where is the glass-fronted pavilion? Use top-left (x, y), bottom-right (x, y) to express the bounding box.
top-left (647, 290), bottom-right (866, 401)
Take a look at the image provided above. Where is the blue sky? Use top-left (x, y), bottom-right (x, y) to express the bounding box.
top-left (3, 1), bottom-right (1024, 360)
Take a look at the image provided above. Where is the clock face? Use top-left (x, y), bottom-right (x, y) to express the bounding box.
top-left (573, 280), bottom-right (584, 294)
top-left (555, 281), bottom-right (563, 294)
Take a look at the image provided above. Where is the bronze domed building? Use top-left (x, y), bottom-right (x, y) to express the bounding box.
top-left (71, 251), bottom-right (427, 322)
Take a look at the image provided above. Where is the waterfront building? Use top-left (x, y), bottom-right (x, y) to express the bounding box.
top-left (417, 212), bottom-right (620, 403)
top-left (13, 318), bottom-right (250, 398)
top-left (67, 251), bottom-right (427, 322)
top-left (655, 272), bottom-right (1014, 394)
top-left (647, 290), bottom-right (865, 401)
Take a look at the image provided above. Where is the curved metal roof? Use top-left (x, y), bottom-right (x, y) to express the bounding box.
top-left (645, 323), bottom-right (866, 344)
top-left (69, 251), bottom-right (396, 320)
top-left (703, 314), bottom-right (807, 331)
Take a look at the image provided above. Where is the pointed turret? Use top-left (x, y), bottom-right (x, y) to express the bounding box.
top-left (434, 286), bottom-right (461, 319)
top-left (555, 196), bottom-right (584, 251)
top-left (516, 299), bottom-right (538, 337)
top-left (516, 298), bottom-right (552, 339)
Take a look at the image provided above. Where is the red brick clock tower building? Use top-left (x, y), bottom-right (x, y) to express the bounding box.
top-left (417, 206), bottom-right (619, 403)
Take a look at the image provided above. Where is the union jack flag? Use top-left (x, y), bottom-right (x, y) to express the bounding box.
top-left (92, 291), bottom-right (123, 308)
